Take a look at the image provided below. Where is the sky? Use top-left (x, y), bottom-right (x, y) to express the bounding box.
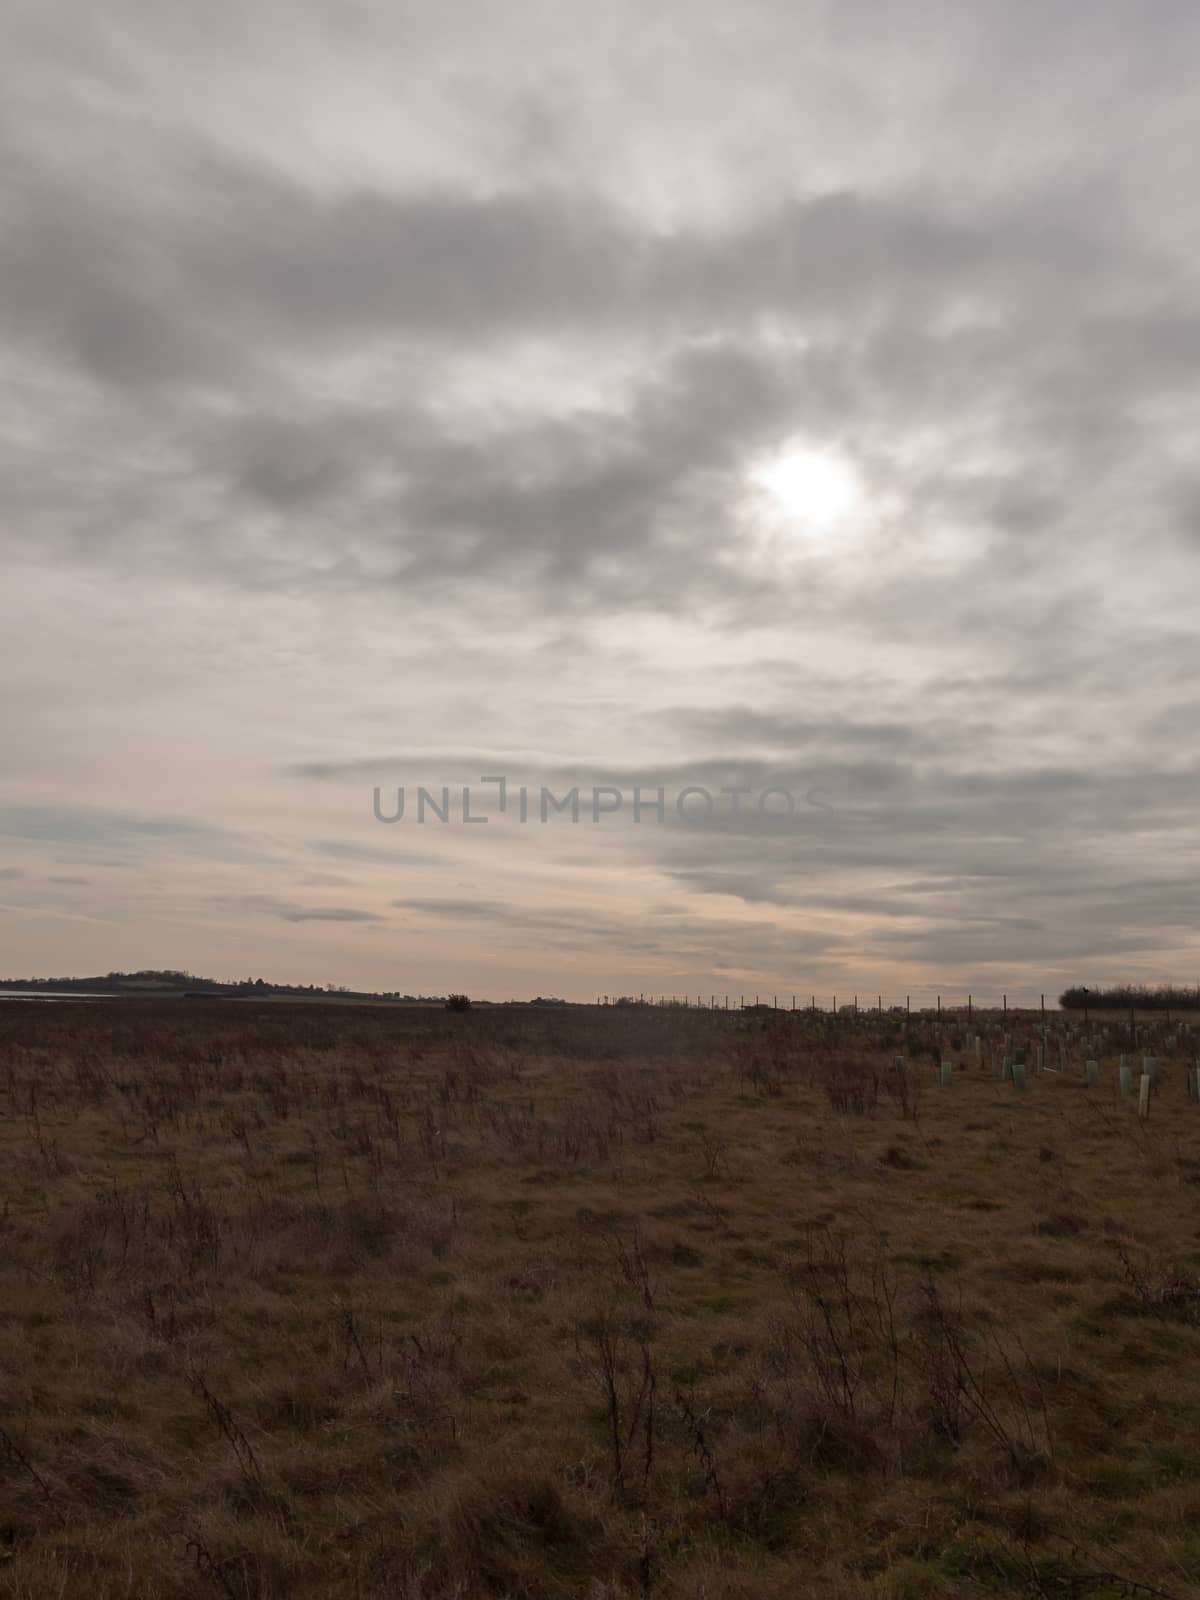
top-left (3, 1), bottom-right (1200, 1003)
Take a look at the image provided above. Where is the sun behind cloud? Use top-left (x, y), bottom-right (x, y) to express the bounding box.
top-left (749, 443), bottom-right (860, 536)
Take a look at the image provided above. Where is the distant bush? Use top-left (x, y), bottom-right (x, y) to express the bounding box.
top-left (1060, 983), bottom-right (1200, 1012)
top-left (445, 993), bottom-right (472, 1012)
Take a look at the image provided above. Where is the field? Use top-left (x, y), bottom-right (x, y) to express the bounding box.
top-left (1, 1001), bottom-right (1199, 1599)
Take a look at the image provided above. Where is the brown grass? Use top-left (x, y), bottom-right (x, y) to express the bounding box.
top-left (1, 1000), bottom-right (1199, 1597)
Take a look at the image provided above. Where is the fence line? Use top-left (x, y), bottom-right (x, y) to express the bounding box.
top-left (590, 990), bottom-right (1200, 1020)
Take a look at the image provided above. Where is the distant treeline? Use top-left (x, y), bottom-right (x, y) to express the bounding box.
top-left (1059, 983), bottom-right (1200, 1012)
top-left (0, 969), bottom-right (439, 1001)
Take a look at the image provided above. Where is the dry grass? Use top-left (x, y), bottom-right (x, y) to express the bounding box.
top-left (1, 1000), bottom-right (1199, 1598)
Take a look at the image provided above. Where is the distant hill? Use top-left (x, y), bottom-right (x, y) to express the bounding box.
top-left (0, 969), bottom-right (438, 1001)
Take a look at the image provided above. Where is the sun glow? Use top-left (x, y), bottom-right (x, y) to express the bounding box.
top-left (751, 445), bottom-right (859, 534)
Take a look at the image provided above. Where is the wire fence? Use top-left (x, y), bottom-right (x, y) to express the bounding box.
top-left (590, 990), bottom-right (1183, 1017)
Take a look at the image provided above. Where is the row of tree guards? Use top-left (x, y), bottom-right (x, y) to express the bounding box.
top-left (893, 1047), bottom-right (1200, 1117)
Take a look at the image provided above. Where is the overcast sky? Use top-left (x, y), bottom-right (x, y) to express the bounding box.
top-left (3, 1), bottom-right (1199, 1001)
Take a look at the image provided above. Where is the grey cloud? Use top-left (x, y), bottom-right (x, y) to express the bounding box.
top-left (391, 893), bottom-right (847, 968)
top-left (214, 894), bottom-right (384, 924)
top-left (7, 144), bottom-right (1113, 376)
top-left (657, 708), bottom-right (971, 760)
top-left (871, 920), bottom-right (1169, 970)
top-left (223, 415), bottom-right (361, 510)
top-left (395, 898), bottom-right (510, 919)
top-left (314, 839), bottom-right (427, 865)
top-left (0, 805), bottom-right (266, 859)
top-left (283, 907), bottom-right (383, 923)
top-left (4, 164), bottom-right (1196, 653)
top-left (8, 90), bottom-right (1191, 611)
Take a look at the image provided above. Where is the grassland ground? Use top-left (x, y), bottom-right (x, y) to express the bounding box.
top-left (1, 1001), bottom-right (1198, 1598)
